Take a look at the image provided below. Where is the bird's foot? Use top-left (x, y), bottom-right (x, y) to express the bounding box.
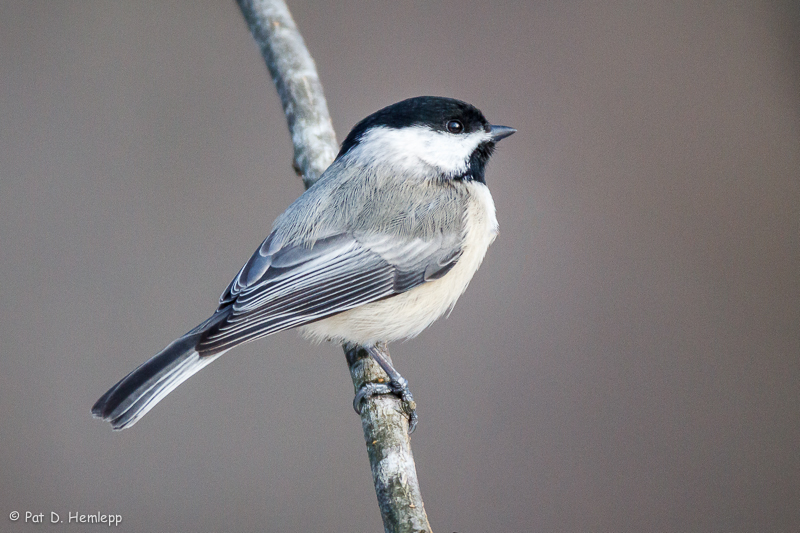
top-left (353, 376), bottom-right (418, 433)
top-left (353, 381), bottom-right (392, 414)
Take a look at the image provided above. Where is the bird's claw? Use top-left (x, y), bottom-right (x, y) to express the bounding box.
top-left (353, 378), bottom-right (418, 433)
top-left (353, 382), bottom-right (392, 414)
top-left (389, 377), bottom-right (418, 433)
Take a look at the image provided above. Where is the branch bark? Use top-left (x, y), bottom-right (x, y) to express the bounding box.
top-left (236, 1), bottom-right (432, 531)
top-left (237, 0), bottom-right (337, 188)
top-left (345, 344), bottom-right (432, 532)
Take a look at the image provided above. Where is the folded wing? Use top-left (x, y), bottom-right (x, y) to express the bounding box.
top-left (198, 230), bottom-right (462, 355)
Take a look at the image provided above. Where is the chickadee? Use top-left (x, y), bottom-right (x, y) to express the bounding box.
top-left (92, 96), bottom-right (515, 432)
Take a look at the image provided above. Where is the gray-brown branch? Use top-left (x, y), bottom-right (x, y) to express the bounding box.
top-left (235, 1), bottom-right (432, 531)
top-left (237, 0), bottom-right (337, 188)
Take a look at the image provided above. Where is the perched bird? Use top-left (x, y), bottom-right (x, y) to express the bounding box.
top-left (92, 96), bottom-right (515, 432)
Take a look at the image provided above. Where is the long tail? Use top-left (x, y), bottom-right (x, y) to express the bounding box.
top-left (92, 317), bottom-right (228, 430)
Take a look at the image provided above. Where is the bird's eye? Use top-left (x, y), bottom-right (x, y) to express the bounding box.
top-left (446, 120), bottom-right (464, 134)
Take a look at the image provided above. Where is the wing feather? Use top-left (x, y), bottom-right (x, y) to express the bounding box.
top-left (197, 230), bottom-right (462, 356)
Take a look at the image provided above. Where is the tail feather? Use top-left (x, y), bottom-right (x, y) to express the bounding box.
top-left (92, 332), bottom-right (226, 430)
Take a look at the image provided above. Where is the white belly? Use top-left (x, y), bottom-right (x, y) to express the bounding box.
top-left (298, 182), bottom-right (498, 345)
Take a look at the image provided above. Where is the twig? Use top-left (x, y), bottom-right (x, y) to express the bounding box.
top-left (346, 344), bottom-right (432, 532)
top-left (237, 0), bottom-right (337, 188)
top-left (236, 1), bottom-right (432, 531)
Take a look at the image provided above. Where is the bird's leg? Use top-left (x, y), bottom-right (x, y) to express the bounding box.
top-left (352, 344), bottom-right (418, 433)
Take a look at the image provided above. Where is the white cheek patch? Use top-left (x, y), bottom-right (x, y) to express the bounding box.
top-left (343, 126), bottom-right (491, 177)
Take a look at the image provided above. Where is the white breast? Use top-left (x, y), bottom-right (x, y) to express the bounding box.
top-left (299, 182), bottom-right (498, 345)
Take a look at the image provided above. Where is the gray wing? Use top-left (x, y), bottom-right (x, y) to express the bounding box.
top-left (196, 230), bottom-right (462, 355)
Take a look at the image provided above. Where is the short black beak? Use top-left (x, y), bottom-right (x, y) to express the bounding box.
top-left (489, 125), bottom-right (516, 142)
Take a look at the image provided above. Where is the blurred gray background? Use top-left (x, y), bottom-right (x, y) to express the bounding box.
top-left (1, 1), bottom-right (798, 532)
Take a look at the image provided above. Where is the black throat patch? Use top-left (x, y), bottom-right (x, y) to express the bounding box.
top-left (454, 141), bottom-right (496, 184)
